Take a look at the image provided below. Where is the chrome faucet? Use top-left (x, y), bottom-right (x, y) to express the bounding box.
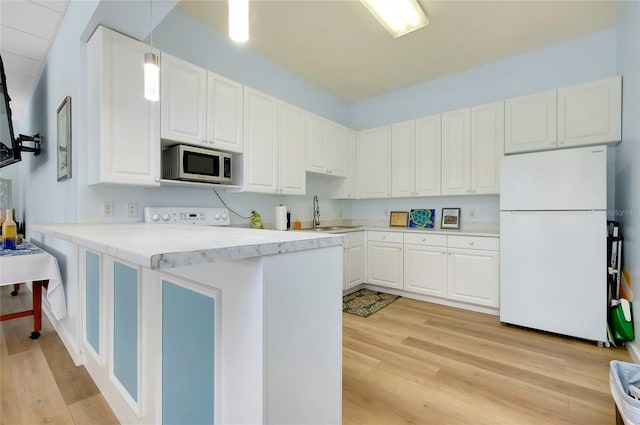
top-left (313, 195), bottom-right (320, 228)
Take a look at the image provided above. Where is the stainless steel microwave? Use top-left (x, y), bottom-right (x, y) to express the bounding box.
top-left (162, 144), bottom-right (232, 184)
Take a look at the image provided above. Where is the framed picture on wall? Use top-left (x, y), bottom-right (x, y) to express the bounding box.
top-left (441, 208), bottom-right (461, 229)
top-left (389, 211), bottom-right (409, 227)
top-left (57, 96), bottom-right (72, 182)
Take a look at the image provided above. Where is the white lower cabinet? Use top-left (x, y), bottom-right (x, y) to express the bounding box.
top-left (366, 231), bottom-right (403, 289)
top-left (344, 232), bottom-right (364, 290)
top-left (403, 234), bottom-right (447, 297)
top-left (364, 231), bottom-right (500, 311)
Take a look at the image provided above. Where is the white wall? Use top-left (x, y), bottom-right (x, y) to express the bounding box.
top-left (614, 0), bottom-right (640, 360)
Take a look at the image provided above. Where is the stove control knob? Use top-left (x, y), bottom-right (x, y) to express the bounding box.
top-left (222, 212), bottom-right (229, 220)
top-left (151, 214), bottom-right (160, 222)
top-left (214, 213), bottom-right (221, 220)
top-left (162, 213), bottom-right (170, 221)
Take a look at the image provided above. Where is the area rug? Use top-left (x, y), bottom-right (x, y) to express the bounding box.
top-left (343, 289), bottom-right (400, 318)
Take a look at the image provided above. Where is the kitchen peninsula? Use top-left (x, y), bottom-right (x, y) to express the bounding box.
top-left (29, 223), bottom-right (344, 425)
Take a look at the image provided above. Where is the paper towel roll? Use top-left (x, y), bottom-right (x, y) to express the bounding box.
top-left (274, 205), bottom-right (288, 230)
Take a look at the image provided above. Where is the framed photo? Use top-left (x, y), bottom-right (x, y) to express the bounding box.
top-left (389, 211), bottom-right (409, 227)
top-left (441, 208), bottom-right (461, 229)
top-left (409, 209), bottom-right (435, 228)
top-left (57, 96), bottom-right (72, 182)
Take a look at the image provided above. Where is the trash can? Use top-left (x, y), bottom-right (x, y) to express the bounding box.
top-left (610, 360), bottom-right (640, 424)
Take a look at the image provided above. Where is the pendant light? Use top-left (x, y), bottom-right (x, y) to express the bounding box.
top-left (144, 0), bottom-right (159, 101)
top-left (229, 0), bottom-right (249, 43)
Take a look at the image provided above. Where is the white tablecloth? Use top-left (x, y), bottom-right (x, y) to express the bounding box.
top-left (0, 243), bottom-right (67, 320)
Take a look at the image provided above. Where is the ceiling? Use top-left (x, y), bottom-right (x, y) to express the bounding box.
top-left (178, 0), bottom-right (626, 102)
top-left (0, 0), bottom-right (627, 122)
top-left (0, 0), bottom-right (69, 121)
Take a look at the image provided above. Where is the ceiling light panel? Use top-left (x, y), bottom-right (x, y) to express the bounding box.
top-left (360, 0), bottom-right (429, 38)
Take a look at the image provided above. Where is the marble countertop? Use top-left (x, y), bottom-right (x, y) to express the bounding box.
top-left (29, 223), bottom-right (344, 270)
top-left (292, 221), bottom-right (499, 237)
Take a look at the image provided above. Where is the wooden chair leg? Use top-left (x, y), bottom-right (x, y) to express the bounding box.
top-left (11, 283), bottom-right (21, 296)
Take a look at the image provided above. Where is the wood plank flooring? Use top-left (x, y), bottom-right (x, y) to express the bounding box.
top-left (343, 297), bottom-right (632, 425)
top-left (0, 286), bottom-right (119, 425)
top-left (1, 286), bottom-right (632, 424)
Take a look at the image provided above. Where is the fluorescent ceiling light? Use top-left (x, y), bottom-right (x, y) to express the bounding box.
top-left (360, 0), bottom-right (429, 38)
top-left (229, 0), bottom-right (249, 43)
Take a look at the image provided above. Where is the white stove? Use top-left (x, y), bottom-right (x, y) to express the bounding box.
top-left (143, 207), bottom-right (230, 226)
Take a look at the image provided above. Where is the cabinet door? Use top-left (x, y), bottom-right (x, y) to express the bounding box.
top-left (160, 53), bottom-right (207, 146)
top-left (505, 90), bottom-right (557, 154)
top-left (391, 120), bottom-right (415, 197)
top-left (87, 26), bottom-right (160, 187)
top-left (366, 241), bottom-right (403, 289)
top-left (471, 101), bottom-right (503, 195)
top-left (358, 126), bottom-right (392, 198)
top-left (345, 242), bottom-right (364, 290)
top-left (243, 88), bottom-right (279, 193)
top-left (306, 114), bottom-right (329, 174)
top-left (330, 129), bottom-right (358, 199)
top-left (328, 123), bottom-right (348, 177)
top-left (404, 244), bottom-right (446, 297)
top-left (161, 278), bottom-right (216, 425)
top-left (441, 109), bottom-right (471, 195)
top-left (447, 248), bottom-right (499, 308)
top-left (207, 72), bottom-right (244, 153)
top-left (279, 102), bottom-right (306, 195)
top-left (414, 114), bottom-right (442, 196)
top-left (558, 75), bottom-right (622, 148)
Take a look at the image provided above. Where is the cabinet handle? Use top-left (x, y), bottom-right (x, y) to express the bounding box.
top-left (441, 250), bottom-right (446, 254)
top-left (469, 241), bottom-right (474, 246)
top-left (209, 139), bottom-right (214, 144)
top-left (202, 138), bottom-right (207, 143)
top-left (447, 251), bottom-right (452, 255)
top-left (382, 235), bottom-right (386, 240)
top-left (155, 177), bottom-right (160, 182)
top-left (421, 237), bottom-right (426, 242)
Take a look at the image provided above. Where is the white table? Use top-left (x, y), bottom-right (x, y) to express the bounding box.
top-left (0, 242), bottom-right (67, 338)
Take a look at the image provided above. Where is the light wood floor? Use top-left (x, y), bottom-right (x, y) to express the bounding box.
top-left (343, 297), bottom-right (632, 425)
top-left (1, 286), bottom-right (632, 425)
top-left (0, 285), bottom-right (119, 425)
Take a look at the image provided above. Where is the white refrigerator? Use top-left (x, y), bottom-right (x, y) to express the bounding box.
top-left (500, 145), bottom-right (608, 343)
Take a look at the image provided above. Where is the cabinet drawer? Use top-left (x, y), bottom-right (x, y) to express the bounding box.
top-left (367, 231), bottom-right (403, 244)
top-left (344, 231), bottom-right (364, 244)
top-left (403, 233), bottom-right (446, 247)
top-left (447, 235), bottom-right (499, 251)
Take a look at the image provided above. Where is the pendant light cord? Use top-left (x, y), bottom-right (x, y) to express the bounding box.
top-left (149, 0), bottom-right (153, 52)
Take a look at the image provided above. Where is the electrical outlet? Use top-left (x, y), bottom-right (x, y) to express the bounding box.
top-left (102, 201), bottom-right (114, 217)
top-left (469, 209), bottom-right (476, 218)
top-left (127, 202), bottom-right (139, 218)
top-left (384, 209), bottom-right (389, 216)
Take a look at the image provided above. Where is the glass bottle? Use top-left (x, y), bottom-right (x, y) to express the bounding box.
top-left (2, 208), bottom-right (17, 250)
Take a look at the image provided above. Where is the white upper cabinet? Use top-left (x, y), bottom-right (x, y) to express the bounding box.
top-left (391, 120), bottom-right (415, 197)
top-left (278, 102), bottom-right (306, 195)
top-left (161, 53), bottom-right (243, 152)
top-left (414, 115), bottom-right (442, 196)
top-left (306, 114), bottom-right (348, 177)
top-left (330, 129), bottom-right (358, 199)
top-left (504, 90), bottom-right (557, 154)
top-left (558, 75), bottom-right (622, 148)
top-left (242, 88), bottom-right (305, 195)
top-left (87, 26), bottom-right (160, 187)
top-left (358, 126), bottom-right (392, 199)
top-left (206, 72), bottom-right (244, 153)
top-left (392, 116), bottom-right (441, 198)
top-left (470, 101), bottom-right (504, 195)
top-left (441, 108), bottom-right (471, 195)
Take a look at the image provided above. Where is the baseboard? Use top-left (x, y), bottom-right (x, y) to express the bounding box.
top-left (627, 341), bottom-right (640, 363)
top-left (42, 305), bottom-right (83, 366)
top-left (361, 283), bottom-right (500, 316)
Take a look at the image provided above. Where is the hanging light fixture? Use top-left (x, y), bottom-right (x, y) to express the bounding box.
top-left (144, 0), bottom-right (159, 101)
top-left (229, 0), bottom-right (249, 43)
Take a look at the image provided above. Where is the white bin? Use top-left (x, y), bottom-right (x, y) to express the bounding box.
top-left (610, 360), bottom-right (640, 425)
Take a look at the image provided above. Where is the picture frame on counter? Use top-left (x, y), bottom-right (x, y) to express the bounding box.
top-left (389, 211), bottom-right (409, 227)
top-left (409, 209), bottom-right (435, 229)
top-left (441, 208), bottom-right (461, 229)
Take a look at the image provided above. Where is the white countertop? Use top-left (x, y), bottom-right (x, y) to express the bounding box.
top-left (29, 223), bottom-right (344, 270)
top-left (293, 221), bottom-right (499, 237)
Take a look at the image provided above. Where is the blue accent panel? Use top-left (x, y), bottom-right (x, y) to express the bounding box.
top-left (85, 251), bottom-right (100, 354)
top-left (113, 262), bottom-right (138, 402)
top-left (162, 280), bottom-right (215, 425)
